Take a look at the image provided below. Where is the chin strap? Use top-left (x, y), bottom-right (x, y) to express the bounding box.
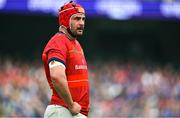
top-left (67, 28), bottom-right (76, 38)
top-left (59, 26), bottom-right (76, 40)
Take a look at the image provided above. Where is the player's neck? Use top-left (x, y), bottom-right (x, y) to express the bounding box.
top-left (59, 26), bottom-right (76, 40)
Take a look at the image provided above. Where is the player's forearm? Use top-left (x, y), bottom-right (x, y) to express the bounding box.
top-left (51, 75), bottom-right (73, 107)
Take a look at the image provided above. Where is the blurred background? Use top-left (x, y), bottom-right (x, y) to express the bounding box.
top-left (0, 0), bottom-right (180, 117)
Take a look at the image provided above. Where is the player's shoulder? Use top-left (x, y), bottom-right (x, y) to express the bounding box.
top-left (50, 32), bottom-right (67, 42)
top-left (47, 32), bottom-right (67, 45)
top-left (43, 32), bottom-right (67, 51)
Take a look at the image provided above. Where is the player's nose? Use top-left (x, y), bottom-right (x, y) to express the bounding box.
top-left (79, 19), bottom-right (85, 26)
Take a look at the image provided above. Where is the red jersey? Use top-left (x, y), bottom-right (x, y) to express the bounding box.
top-left (42, 32), bottom-right (89, 116)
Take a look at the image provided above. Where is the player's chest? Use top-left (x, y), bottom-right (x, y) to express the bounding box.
top-left (66, 43), bottom-right (87, 66)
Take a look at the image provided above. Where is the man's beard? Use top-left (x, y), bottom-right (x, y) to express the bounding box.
top-left (70, 27), bottom-right (84, 37)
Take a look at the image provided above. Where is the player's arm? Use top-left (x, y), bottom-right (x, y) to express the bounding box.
top-left (49, 61), bottom-right (81, 115)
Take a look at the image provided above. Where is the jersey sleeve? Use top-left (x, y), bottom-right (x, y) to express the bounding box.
top-left (46, 36), bottom-right (67, 67)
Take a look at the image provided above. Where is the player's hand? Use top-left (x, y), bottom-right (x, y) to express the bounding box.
top-left (68, 102), bottom-right (81, 116)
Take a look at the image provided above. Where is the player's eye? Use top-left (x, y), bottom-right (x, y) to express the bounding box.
top-left (82, 17), bottom-right (86, 21)
top-left (74, 17), bottom-right (81, 20)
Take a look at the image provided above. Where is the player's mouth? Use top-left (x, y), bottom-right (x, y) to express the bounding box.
top-left (77, 28), bottom-right (84, 32)
top-left (77, 29), bottom-right (83, 32)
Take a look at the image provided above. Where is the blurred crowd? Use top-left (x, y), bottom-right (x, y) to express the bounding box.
top-left (89, 61), bottom-right (180, 117)
top-left (0, 59), bottom-right (180, 117)
top-left (0, 59), bottom-right (50, 117)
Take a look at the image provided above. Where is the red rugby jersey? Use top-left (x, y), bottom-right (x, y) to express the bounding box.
top-left (42, 32), bottom-right (89, 116)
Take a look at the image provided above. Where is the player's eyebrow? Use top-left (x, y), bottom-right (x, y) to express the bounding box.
top-left (74, 16), bottom-right (85, 20)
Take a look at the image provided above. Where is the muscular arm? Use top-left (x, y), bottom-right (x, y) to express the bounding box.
top-left (49, 65), bottom-right (81, 115)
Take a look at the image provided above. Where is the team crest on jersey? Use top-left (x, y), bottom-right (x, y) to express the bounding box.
top-left (69, 47), bottom-right (84, 55)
